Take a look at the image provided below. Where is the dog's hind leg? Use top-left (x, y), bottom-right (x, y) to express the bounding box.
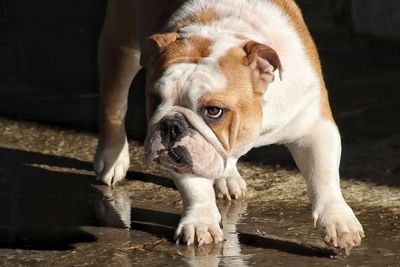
top-left (214, 164), bottom-right (247, 200)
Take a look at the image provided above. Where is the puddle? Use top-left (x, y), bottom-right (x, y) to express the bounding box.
top-left (1, 177), bottom-right (399, 266)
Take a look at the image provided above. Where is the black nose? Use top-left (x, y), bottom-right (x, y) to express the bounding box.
top-left (160, 118), bottom-right (188, 145)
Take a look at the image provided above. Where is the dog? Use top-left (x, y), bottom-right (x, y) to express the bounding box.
top-left (94, 0), bottom-right (364, 248)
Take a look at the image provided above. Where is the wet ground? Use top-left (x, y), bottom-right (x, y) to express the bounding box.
top-left (0, 47), bottom-right (400, 266)
top-left (0, 117), bottom-right (399, 266)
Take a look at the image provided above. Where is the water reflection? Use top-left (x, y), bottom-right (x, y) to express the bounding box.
top-left (96, 186), bottom-right (337, 265)
top-left (95, 186), bottom-right (131, 229)
top-left (219, 201), bottom-right (250, 267)
top-left (94, 186), bottom-right (250, 267)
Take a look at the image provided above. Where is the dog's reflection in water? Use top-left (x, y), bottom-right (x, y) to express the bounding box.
top-left (95, 186), bottom-right (132, 229)
top-left (95, 186), bottom-right (249, 267)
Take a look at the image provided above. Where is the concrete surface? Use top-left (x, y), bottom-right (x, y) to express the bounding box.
top-left (0, 117), bottom-right (399, 266)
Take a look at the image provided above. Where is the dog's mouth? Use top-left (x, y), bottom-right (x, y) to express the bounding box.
top-left (144, 109), bottom-right (226, 178)
top-left (155, 146), bottom-right (193, 173)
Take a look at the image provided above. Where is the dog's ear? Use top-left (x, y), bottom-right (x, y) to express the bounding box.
top-left (140, 32), bottom-right (178, 66)
top-left (243, 41), bottom-right (283, 93)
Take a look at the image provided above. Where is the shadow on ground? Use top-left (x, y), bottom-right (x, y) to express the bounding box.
top-left (0, 146), bottom-right (340, 265)
top-left (0, 147), bottom-right (98, 250)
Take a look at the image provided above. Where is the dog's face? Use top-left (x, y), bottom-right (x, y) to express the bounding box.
top-left (143, 33), bottom-right (282, 178)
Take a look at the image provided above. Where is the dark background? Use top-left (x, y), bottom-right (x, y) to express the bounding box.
top-left (1, 0), bottom-right (399, 90)
top-left (0, 0), bottom-right (399, 184)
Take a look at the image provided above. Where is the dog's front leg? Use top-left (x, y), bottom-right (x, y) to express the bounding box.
top-left (286, 119), bottom-right (364, 249)
top-left (93, 0), bottom-right (140, 185)
top-left (174, 176), bottom-right (224, 246)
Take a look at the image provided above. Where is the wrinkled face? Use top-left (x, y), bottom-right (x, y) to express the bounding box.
top-left (143, 33), bottom-right (281, 178)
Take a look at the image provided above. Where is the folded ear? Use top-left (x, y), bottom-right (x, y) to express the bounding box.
top-left (243, 41), bottom-right (283, 93)
top-left (140, 32), bottom-right (178, 66)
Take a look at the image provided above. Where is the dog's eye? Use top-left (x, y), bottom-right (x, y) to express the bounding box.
top-left (204, 107), bottom-right (224, 119)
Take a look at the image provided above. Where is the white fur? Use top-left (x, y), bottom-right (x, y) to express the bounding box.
top-left (152, 61), bottom-right (227, 110)
top-left (173, 176), bottom-right (224, 245)
top-left (287, 120), bottom-right (364, 248)
top-left (161, 0), bottom-right (363, 248)
top-left (214, 163), bottom-right (247, 200)
top-left (94, 137), bottom-right (130, 185)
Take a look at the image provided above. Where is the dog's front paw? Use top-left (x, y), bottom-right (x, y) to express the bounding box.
top-left (94, 137), bottom-right (130, 185)
top-left (175, 204), bottom-right (223, 246)
top-left (214, 175), bottom-right (247, 200)
top-left (313, 201), bottom-right (365, 249)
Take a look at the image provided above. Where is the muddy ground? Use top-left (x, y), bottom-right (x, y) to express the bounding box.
top-left (0, 47), bottom-right (399, 266)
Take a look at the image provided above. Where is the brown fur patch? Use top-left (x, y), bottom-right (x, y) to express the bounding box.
top-left (157, 35), bottom-right (213, 69)
top-left (142, 33), bottom-right (213, 68)
top-left (199, 47), bottom-right (263, 154)
top-left (269, 0), bottom-right (334, 122)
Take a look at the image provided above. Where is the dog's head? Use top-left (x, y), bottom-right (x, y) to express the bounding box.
top-left (142, 32), bottom-right (282, 178)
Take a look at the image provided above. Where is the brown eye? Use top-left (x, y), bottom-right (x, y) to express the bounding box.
top-left (204, 107), bottom-right (224, 119)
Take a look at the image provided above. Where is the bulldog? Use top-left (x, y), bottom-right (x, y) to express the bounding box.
top-left (94, 0), bottom-right (365, 248)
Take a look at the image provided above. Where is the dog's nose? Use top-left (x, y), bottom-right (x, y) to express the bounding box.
top-left (160, 118), bottom-right (187, 144)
